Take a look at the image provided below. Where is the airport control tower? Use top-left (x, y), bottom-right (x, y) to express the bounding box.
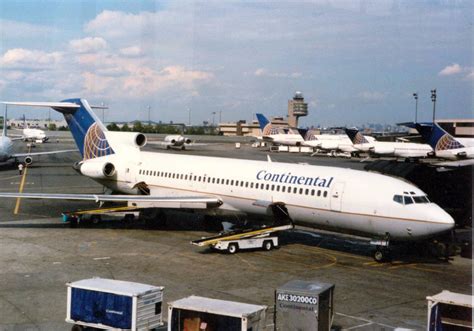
top-left (287, 91), bottom-right (308, 127)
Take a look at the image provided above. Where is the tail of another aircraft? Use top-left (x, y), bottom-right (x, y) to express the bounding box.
top-left (416, 123), bottom-right (464, 151)
top-left (2, 99), bottom-right (114, 159)
top-left (345, 128), bottom-right (369, 144)
top-left (256, 113), bottom-right (276, 136)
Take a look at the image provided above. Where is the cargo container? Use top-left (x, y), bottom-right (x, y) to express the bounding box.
top-left (66, 278), bottom-right (164, 331)
top-left (167, 295), bottom-right (267, 331)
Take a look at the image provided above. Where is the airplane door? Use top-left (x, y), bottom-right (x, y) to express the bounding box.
top-left (330, 182), bottom-right (345, 212)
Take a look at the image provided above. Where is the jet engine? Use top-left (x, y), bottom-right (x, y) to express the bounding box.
top-left (24, 156), bottom-right (33, 165)
top-left (77, 160), bottom-right (116, 179)
top-left (105, 131), bottom-right (147, 148)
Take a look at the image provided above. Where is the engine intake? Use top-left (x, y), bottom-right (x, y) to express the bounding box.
top-left (135, 133), bottom-right (147, 147)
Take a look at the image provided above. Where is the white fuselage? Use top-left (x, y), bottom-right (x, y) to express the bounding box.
top-left (354, 141), bottom-right (433, 158)
top-left (88, 150), bottom-right (454, 241)
top-left (23, 128), bottom-right (47, 142)
top-left (304, 135), bottom-right (375, 152)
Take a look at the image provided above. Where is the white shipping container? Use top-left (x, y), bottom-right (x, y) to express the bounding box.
top-left (66, 278), bottom-right (164, 331)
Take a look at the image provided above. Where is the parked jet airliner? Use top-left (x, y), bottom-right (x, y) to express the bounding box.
top-left (0, 106), bottom-right (75, 165)
top-left (345, 128), bottom-right (433, 159)
top-left (0, 99), bottom-right (455, 261)
top-left (416, 123), bottom-right (474, 162)
top-left (255, 113), bottom-right (304, 146)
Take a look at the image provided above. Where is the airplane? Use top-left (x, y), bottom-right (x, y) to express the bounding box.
top-left (255, 113), bottom-right (305, 146)
top-left (0, 99), bottom-right (455, 262)
top-left (302, 129), bottom-right (376, 155)
top-left (415, 123), bottom-right (474, 163)
top-left (149, 135), bottom-right (205, 150)
top-left (20, 116), bottom-right (49, 142)
top-left (345, 128), bottom-right (433, 159)
top-left (0, 106), bottom-right (75, 165)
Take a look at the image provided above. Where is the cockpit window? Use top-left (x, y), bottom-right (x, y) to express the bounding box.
top-left (403, 196), bottom-right (414, 205)
top-left (413, 195), bottom-right (430, 203)
top-left (393, 195), bottom-right (403, 204)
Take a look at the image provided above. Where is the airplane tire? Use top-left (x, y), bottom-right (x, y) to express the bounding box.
top-left (228, 243), bottom-right (238, 254)
top-left (181, 146), bottom-right (186, 150)
top-left (263, 240), bottom-right (273, 251)
top-left (90, 215), bottom-right (101, 224)
top-left (373, 249), bottom-right (390, 263)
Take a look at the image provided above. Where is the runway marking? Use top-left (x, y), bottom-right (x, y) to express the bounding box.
top-left (93, 257), bottom-right (111, 260)
top-left (409, 265), bottom-right (443, 274)
top-left (335, 312), bottom-right (397, 329)
top-left (13, 164), bottom-right (28, 215)
top-left (0, 175), bottom-right (20, 181)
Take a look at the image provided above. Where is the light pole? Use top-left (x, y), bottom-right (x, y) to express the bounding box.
top-left (431, 89), bottom-right (437, 123)
top-left (211, 112), bottom-right (216, 126)
top-left (413, 93), bottom-right (418, 122)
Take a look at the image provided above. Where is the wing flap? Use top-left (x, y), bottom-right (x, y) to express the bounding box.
top-left (0, 193), bottom-right (222, 209)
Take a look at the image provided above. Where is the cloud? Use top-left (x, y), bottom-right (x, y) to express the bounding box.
top-left (119, 46), bottom-right (142, 57)
top-left (0, 48), bottom-right (62, 70)
top-left (438, 63), bottom-right (462, 76)
top-left (69, 37), bottom-right (107, 53)
top-left (254, 68), bottom-right (302, 78)
top-left (358, 91), bottom-right (386, 101)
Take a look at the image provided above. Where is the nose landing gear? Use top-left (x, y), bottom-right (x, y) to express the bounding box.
top-left (371, 234), bottom-right (391, 263)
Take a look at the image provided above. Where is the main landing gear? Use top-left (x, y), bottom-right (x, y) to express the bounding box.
top-left (370, 234), bottom-right (391, 263)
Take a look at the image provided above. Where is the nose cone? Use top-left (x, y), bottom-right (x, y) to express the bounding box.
top-left (430, 204), bottom-right (455, 233)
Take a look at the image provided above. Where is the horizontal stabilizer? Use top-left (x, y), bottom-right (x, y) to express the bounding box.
top-left (1, 101), bottom-right (79, 108)
top-left (11, 149), bottom-right (77, 158)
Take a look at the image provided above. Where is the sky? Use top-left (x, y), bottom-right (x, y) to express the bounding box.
top-left (0, 0), bottom-right (472, 127)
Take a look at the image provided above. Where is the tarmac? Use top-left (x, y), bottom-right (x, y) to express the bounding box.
top-left (0, 134), bottom-right (471, 330)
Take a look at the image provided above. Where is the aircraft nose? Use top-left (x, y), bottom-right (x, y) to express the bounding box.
top-left (431, 205), bottom-right (455, 232)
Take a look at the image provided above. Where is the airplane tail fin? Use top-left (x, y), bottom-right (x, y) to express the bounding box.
top-left (256, 113), bottom-right (275, 135)
top-left (345, 128), bottom-right (369, 144)
top-left (2, 99), bottom-right (114, 159)
top-left (416, 123), bottom-right (464, 151)
top-left (304, 129), bottom-right (319, 141)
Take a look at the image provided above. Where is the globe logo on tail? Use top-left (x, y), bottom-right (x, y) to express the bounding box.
top-left (435, 134), bottom-right (463, 151)
top-left (83, 123), bottom-right (115, 160)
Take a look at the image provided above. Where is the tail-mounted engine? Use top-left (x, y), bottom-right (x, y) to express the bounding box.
top-left (76, 160), bottom-right (116, 179)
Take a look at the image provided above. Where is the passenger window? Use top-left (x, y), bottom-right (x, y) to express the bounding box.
top-left (323, 191), bottom-right (327, 197)
top-left (293, 187), bottom-right (297, 194)
top-left (276, 185), bottom-right (280, 192)
top-left (245, 182), bottom-right (248, 187)
top-left (282, 186), bottom-right (286, 193)
top-left (299, 188), bottom-right (302, 194)
top-left (250, 183), bottom-right (254, 189)
top-left (241, 181), bottom-right (244, 187)
top-left (271, 184), bottom-right (275, 191)
top-left (393, 195), bottom-right (403, 204)
top-left (226, 179), bottom-right (229, 185)
top-left (212, 178), bottom-right (215, 184)
top-left (311, 189), bottom-right (315, 196)
top-left (404, 196), bottom-right (414, 205)
top-left (266, 184), bottom-right (269, 190)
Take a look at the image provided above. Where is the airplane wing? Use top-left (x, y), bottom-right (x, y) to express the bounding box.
top-left (11, 149), bottom-right (77, 158)
top-left (431, 159), bottom-right (474, 168)
top-left (0, 193), bottom-right (222, 209)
